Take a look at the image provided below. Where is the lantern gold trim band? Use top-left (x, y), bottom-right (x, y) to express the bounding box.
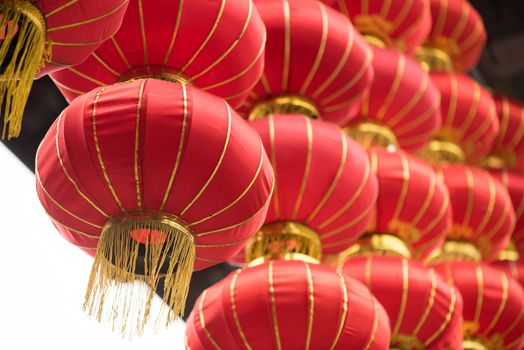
top-left (337, 233), bottom-right (412, 262)
top-left (118, 65), bottom-right (190, 84)
top-left (362, 34), bottom-right (386, 49)
top-left (428, 240), bottom-right (482, 263)
top-left (344, 122), bottom-right (399, 149)
top-left (245, 221), bottom-right (321, 264)
top-left (248, 95), bottom-right (320, 120)
top-left (497, 240), bottom-right (519, 262)
top-left (479, 151), bottom-right (517, 170)
top-left (415, 46), bottom-right (454, 72)
top-left (85, 210), bottom-right (195, 336)
top-left (0, 0), bottom-right (48, 139)
top-left (462, 338), bottom-right (489, 350)
top-left (418, 139), bottom-right (466, 165)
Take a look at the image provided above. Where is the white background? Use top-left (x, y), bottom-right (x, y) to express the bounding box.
top-left (0, 144), bottom-right (185, 349)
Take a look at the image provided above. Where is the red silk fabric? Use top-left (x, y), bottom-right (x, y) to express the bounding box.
top-left (49, 0), bottom-right (265, 108)
top-left (342, 255), bottom-right (462, 350)
top-left (35, 0), bottom-right (129, 76)
top-left (490, 94), bottom-right (524, 173)
top-left (492, 260), bottom-right (524, 290)
top-left (431, 72), bottom-right (498, 162)
top-left (368, 148), bottom-right (451, 259)
top-left (322, 0), bottom-right (431, 55)
top-left (490, 170), bottom-right (524, 260)
top-left (438, 165), bottom-right (515, 260)
top-left (185, 260), bottom-right (391, 350)
top-left (237, 0), bottom-right (373, 125)
top-left (251, 114), bottom-right (378, 255)
top-left (424, 0), bottom-right (487, 71)
top-left (351, 47), bottom-right (442, 151)
top-left (433, 261), bottom-right (524, 349)
top-left (35, 79), bottom-right (274, 270)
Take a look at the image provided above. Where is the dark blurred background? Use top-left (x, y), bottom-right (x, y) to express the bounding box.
top-left (2, 0), bottom-right (524, 319)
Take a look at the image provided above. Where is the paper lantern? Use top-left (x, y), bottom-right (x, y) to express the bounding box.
top-left (435, 165), bottom-right (515, 261)
top-left (346, 46), bottom-right (442, 151)
top-left (0, 0), bottom-right (128, 139)
top-left (244, 114), bottom-right (377, 264)
top-left (481, 94), bottom-right (524, 174)
top-left (35, 79), bottom-right (274, 334)
top-left (417, 0), bottom-right (487, 72)
top-left (433, 261), bottom-right (524, 350)
top-left (50, 0), bottom-right (266, 108)
top-left (419, 72), bottom-right (498, 164)
top-left (322, 0), bottom-right (431, 55)
top-left (237, 0), bottom-right (373, 125)
top-left (348, 148), bottom-right (451, 260)
top-left (488, 170), bottom-right (524, 261)
top-left (341, 255), bottom-right (462, 350)
top-left (185, 260), bottom-right (391, 349)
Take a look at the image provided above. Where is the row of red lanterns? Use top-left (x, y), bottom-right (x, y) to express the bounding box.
top-left (2, 0), bottom-right (524, 349)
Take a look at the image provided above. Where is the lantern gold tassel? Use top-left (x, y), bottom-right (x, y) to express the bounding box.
top-left (0, 1), bottom-right (48, 140)
top-left (84, 213), bottom-right (195, 337)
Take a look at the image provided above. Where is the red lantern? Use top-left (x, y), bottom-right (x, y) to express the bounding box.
top-left (243, 114), bottom-right (377, 264)
top-left (433, 261), bottom-right (524, 350)
top-left (341, 256), bottom-right (463, 350)
top-left (482, 94), bottom-right (524, 174)
top-left (346, 47), bottom-right (442, 151)
top-left (321, 0), bottom-right (431, 55)
top-left (489, 170), bottom-right (524, 261)
top-left (420, 72), bottom-right (498, 164)
top-left (35, 79), bottom-right (274, 335)
top-left (436, 165), bottom-right (515, 261)
top-left (50, 0), bottom-right (266, 108)
top-left (417, 0), bottom-right (487, 72)
top-left (185, 260), bottom-right (391, 349)
top-left (355, 148), bottom-right (451, 259)
top-left (0, 0), bottom-right (129, 139)
top-left (237, 0), bottom-right (373, 125)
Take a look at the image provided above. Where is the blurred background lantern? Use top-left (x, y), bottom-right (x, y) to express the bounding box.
top-left (340, 256), bottom-right (463, 350)
top-left (244, 114), bottom-right (378, 264)
top-left (186, 260), bottom-right (391, 350)
top-left (321, 0), bottom-right (431, 55)
top-left (35, 79), bottom-right (274, 335)
top-left (237, 0), bottom-right (373, 125)
top-left (324, 147), bottom-right (460, 349)
top-left (416, 0), bottom-right (487, 72)
top-left (345, 47), bottom-right (442, 152)
top-left (480, 94), bottom-right (524, 174)
top-left (432, 261), bottom-right (524, 350)
top-left (0, 0), bottom-right (129, 139)
top-left (420, 72), bottom-right (498, 164)
top-left (433, 165), bottom-right (515, 261)
top-left (338, 147), bottom-right (452, 260)
top-left (50, 0), bottom-right (266, 108)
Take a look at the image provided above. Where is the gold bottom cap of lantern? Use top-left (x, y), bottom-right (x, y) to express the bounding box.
top-left (0, 0), bottom-right (48, 139)
top-left (117, 65), bottom-right (190, 85)
top-left (85, 210), bottom-right (195, 336)
top-left (426, 239), bottom-right (482, 263)
top-left (325, 233), bottom-right (411, 268)
top-left (417, 139), bottom-right (466, 165)
top-left (248, 94), bottom-right (320, 121)
top-left (415, 46), bottom-right (454, 72)
top-left (246, 221), bottom-right (321, 266)
top-left (344, 121), bottom-right (399, 150)
top-left (497, 240), bottom-right (520, 262)
top-left (462, 338), bottom-right (489, 350)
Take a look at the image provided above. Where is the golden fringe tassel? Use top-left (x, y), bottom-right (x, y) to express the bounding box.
top-left (0, 1), bottom-right (48, 139)
top-left (246, 221), bottom-right (321, 264)
top-left (84, 215), bottom-right (195, 337)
